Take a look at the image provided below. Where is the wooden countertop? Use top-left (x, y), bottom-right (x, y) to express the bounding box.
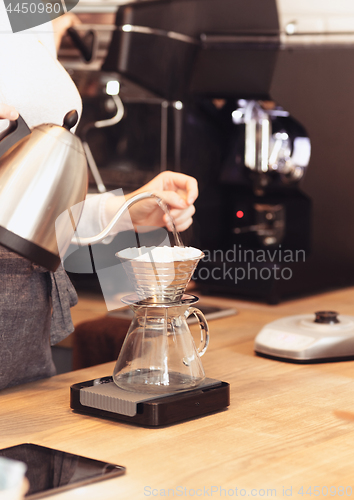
top-left (3, 287), bottom-right (354, 499)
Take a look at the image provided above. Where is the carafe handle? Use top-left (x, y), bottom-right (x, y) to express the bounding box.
top-left (185, 307), bottom-right (209, 357)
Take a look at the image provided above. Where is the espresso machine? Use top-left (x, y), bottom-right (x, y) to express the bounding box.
top-left (80, 0), bottom-right (354, 304)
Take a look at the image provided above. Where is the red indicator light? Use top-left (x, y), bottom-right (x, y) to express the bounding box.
top-left (236, 210), bottom-right (244, 218)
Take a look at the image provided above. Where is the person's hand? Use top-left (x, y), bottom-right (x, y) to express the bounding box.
top-left (52, 12), bottom-right (81, 52)
top-left (129, 171), bottom-right (198, 232)
top-left (106, 171), bottom-right (198, 233)
top-left (0, 103), bottom-right (19, 121)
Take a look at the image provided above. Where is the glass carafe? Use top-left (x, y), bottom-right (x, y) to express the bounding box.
top-left (113, 294), bottom-right (209, 394)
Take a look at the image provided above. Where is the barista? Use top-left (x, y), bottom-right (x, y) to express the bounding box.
top-left (0, 11), bottom-right (198, 390)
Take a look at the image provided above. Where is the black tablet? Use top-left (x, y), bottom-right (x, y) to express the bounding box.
top-left (0, 443), bottom-right (125, 499)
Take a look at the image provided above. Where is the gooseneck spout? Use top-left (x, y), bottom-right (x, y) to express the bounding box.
top-left (71, 191), bottom-right (182, 246)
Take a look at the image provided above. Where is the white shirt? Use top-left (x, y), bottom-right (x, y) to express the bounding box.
top-left (0, 1), bottom-right (82, 131)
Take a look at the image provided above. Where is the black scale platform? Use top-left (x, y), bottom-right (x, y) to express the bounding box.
top-left (71, 376), bottom-right (230, 427)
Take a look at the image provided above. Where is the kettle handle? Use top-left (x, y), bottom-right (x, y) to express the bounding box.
top-left (0, 115), bottom-right (31, 157)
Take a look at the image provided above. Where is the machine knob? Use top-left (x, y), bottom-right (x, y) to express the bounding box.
top-left (314, 311), bottom-right (339, 324)
top-left (63, 110), bottom-right (79, 131)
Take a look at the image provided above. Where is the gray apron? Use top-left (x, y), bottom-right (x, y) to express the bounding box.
top-left (0, 246), bottom-right (78, 390)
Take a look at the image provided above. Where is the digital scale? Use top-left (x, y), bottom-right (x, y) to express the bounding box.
top-left (254, 311), bottom-right (354, 363)
top-left (70, 376), bottom-right (230, 427)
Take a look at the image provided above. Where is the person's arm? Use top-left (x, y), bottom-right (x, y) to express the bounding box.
top-left (0, 106), bottom-right (198, 236)
top-left (76, 172), bottom-right (198, 243)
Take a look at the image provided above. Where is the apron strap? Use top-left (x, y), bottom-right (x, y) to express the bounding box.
top-left (49, 265), bottom-right (78, 345)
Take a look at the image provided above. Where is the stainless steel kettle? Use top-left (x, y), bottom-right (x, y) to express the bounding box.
top-left (0, 111), bottom-right (88, 271)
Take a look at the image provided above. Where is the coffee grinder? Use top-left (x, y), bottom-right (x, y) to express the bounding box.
top-left (98, 0), bottom-right (354, 303)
